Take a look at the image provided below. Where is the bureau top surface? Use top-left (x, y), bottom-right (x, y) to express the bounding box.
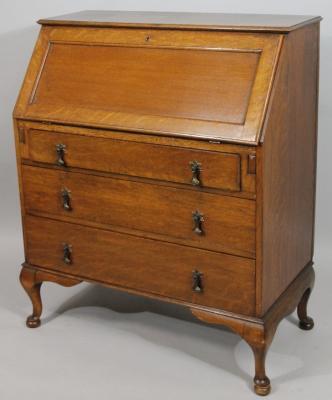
top-left (38, 10), bottom-right (321, 32)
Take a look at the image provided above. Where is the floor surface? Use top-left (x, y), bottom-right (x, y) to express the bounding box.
top-left (0, 232), bottom-right (331, 400)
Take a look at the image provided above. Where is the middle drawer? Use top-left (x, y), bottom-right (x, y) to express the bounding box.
top-left (22, 165), bottom-right (255, 258)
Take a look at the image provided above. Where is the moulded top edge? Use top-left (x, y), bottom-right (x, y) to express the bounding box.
top-left (37, 10), bottom-right (322, 33)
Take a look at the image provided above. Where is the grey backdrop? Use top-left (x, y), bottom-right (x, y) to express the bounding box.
top-left (0, 1), bottom-right (331, 399)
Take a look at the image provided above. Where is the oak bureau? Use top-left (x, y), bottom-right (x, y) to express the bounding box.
top-left (14, 11), bottom-right (321, 395)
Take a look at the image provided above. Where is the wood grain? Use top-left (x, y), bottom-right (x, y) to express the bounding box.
top-left (19, 120), bottom-right (257, 197)
top-left (14, 26), bottom-right (282, 144)
top-left (32, 43), bottom-right (259, 125)
top-left (22, 165), bottom-right (255, 258)
top-left (25, 215), bottom-right (256, 316)
top-left (25, 128), bottom-right (242, 192)
top-left (257, 24), bottom-right (319, 315)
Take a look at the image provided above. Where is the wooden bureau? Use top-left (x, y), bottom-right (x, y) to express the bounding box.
top-left (14, 11), bottom-right (321, 396)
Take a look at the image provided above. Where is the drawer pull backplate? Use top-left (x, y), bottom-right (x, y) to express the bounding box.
top-left (189, 160), bottom-right (202, 186)
top-left (62, 243), bottom-right (72, 265)
top-left (61, 188), bottom-right (72, 211)
top-left (56, 143), bottom-right (66, 167)
top-left (192, 270), bottom-right (203, 293)
top-left (192, 210), bottom-right (204, 235)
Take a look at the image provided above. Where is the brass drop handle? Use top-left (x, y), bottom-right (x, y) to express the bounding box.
top-left (63, 243), bottom-right (72, 265)
top-left (192, 210), bottom-right (204, 235)
top-left (56, 143), bottom-right (66, 167)
top-left (192, 270), bottom-right (203, 293)
top-left (61, 188), bottom-right (72, 211)
top-left (189, 161), bottom-right (201, 186)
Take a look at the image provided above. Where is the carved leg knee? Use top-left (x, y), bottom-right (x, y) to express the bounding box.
top-left (252, 345), bottom-right (271, 396)
top-left (20, 267), bottom-right (42, 328)
top-left (19, 266), bottom-right (82, 328)
top-left (297, 288), bottom-right (314, 330)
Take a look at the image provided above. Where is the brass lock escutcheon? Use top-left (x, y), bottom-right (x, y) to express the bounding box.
top-left (192, 270), bottom-right (203, 293)
top-left (189, 161), bottom-right (201, 186)
top-left (56, 143), bottom-right (66, 167)
top-left (192, 210), bottom-right (204, 235)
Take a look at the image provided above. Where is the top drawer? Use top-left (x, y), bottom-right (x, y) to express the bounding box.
top-left (24, 129), bottom-right (241, 192)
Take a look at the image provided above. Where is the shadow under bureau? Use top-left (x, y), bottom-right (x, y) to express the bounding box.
top-left (13, 11), bottom-right (321, 396)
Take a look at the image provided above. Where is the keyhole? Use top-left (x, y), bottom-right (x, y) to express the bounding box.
top-left (145, 35), bottom-right (151, 42)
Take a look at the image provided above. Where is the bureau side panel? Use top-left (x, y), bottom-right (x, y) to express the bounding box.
top-left (13, 27), bottom-right (48, 258)
top-left (259, 23), bottom-right (319, 315)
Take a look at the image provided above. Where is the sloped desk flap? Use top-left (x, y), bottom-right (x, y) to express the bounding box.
top-left (15, 26), bottom-right (283, 144)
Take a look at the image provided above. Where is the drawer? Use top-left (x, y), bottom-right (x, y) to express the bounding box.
top-left (22, 165), bottom-right (256, 258)
top-left (25, 215), bottom-right (256, 316)
top-left (25, 129), bottom-right (241, 192)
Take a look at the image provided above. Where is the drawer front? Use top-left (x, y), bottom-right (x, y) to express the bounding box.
top-left (25, 215), bottom-right (256, 316)
top-left (22, 165), bottom-right (256, 258)
top-left (26, 129), bottom-right (241, 192)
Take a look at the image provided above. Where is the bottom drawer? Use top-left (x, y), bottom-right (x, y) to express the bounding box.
top-left (25, 215), bottom-right (256, 316)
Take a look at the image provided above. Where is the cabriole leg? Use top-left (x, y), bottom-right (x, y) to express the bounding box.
top-left (191, 264), bottom-right (315, 396)
top-left (19, 267), bottom-right (43, 328)
top-left (297, 288), bottom-right (314, 330)
top-left (19, 266), bottom-right (82, 328)
top-left (251, 345), bottom-right (271, 396)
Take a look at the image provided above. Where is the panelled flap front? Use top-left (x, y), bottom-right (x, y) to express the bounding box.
top-left (14, 26), bottom-right (283, 144)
